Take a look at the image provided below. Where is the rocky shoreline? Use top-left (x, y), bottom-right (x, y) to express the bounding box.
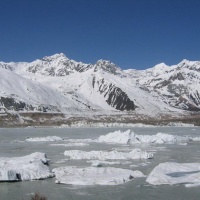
top-left (0, 112), bottom-right (199, 128)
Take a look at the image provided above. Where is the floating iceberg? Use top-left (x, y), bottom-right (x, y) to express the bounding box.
top-left (26, 136), bottom-right (64, 142)
top-left (98, 130), bottom-right (136, 144)
top-left (146, 162), bottom-right (200, 187)
top-left (53, 166), bottom-right (145, 185)
top-left (0, 152), bottom-right (53, 181)
top-left (98, 130), bottom-right (191, 144)
top-left (64, 149), bottom-right (153, 160)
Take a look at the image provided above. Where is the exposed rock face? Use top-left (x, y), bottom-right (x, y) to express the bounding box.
top-left (93, 77), bottom-right (135, 111)
top-left (0, 97), bottom-right (27, 111)
top-left (100, 83), bottom-right (135, 111)
top-left (0, 97), bottom-right (61, 112)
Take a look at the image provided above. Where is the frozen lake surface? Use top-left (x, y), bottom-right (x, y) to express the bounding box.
top-left (0, 127), bottom-right (200, 200)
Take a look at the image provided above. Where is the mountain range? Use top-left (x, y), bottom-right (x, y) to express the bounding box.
top-left (0, 53), bottom-right (199, 126)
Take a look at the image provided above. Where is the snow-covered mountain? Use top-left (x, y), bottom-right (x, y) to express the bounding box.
top-left (0, 67), bottom-right (91, 113)
top-left (126, 60), bottom-right (200, 111)
top-left (0, 53), bottom-right (199, 123)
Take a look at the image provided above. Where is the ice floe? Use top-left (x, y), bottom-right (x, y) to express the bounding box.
top-left (66, 138), bottom-right (93, 143)
top-left (0, 152), bottom-right (53, 181)
top-left (166, 122), bottom-right (195, 127)
top-left (26, 136), bottom-right (64, 142)
top-left (64, 149), bottom-right (153, 160)
top-left (191, 137), bottom-right (200, 142)
top-left (97, 130), bottom-right (191, 144)
top-left (53, 166), bottom-right (145, 185)
top-left (185, 183), bottom-right (200, 188)
top-left (55, 159), bottom-right (69, 164)
top-left (87, 160), bottom-right (132, 167)
top-left (146, 162), bottom-right (200, 187)
top-left (50, 142), bottom-right (89, 147)
top-left (88, 160), bottom-right (120, 167)
top-left (98, 130), bottom-right (136, 144)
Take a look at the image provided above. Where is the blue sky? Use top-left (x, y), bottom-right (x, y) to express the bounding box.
top-left (0, 0), bottom-right (200, 69)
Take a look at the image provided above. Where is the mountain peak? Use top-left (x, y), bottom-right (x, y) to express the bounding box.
top-left (177, 59), bottom-right (200, 71)
top-left (178, 59), bottom-right (199, 66)
top-left (42, 53), bottom-right (68, 62)
top-left (94, 59), bottom-right (122, 74)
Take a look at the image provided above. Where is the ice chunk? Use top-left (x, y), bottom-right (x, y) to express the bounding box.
top-left (146, 162), bottom-right (200, 187)
top-left (98, 130), bottom-right (190, 144)
top-left (26, 136), bottom-right (64, 142)
top-left (0, 152), bottom-right (53, 181)
top-left (98, 130), bottom-right (136, 144)
top-left (64, 149), bottom-right (153, 160)
top-left (151, 132), bottom-right (189, 144)
top-left (53, 166), bottom-right (145, 185)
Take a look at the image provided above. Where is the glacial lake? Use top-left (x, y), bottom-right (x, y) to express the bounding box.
top-left (0, 127), bottom-right (200, 200)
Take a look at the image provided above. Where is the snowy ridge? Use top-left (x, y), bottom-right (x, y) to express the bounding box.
top-left (129, 60), bottom-right (200, 111)
top-left (0, 53), bottom-right (200, 121)
top-left (0, 68), bottom-right (89, 113)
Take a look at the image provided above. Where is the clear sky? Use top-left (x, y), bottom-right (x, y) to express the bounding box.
top-left (0, 0), bottom-right (200, 69)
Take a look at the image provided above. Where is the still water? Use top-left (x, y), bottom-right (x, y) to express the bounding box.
top-left (0, 127), bottom-right (200, 200)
